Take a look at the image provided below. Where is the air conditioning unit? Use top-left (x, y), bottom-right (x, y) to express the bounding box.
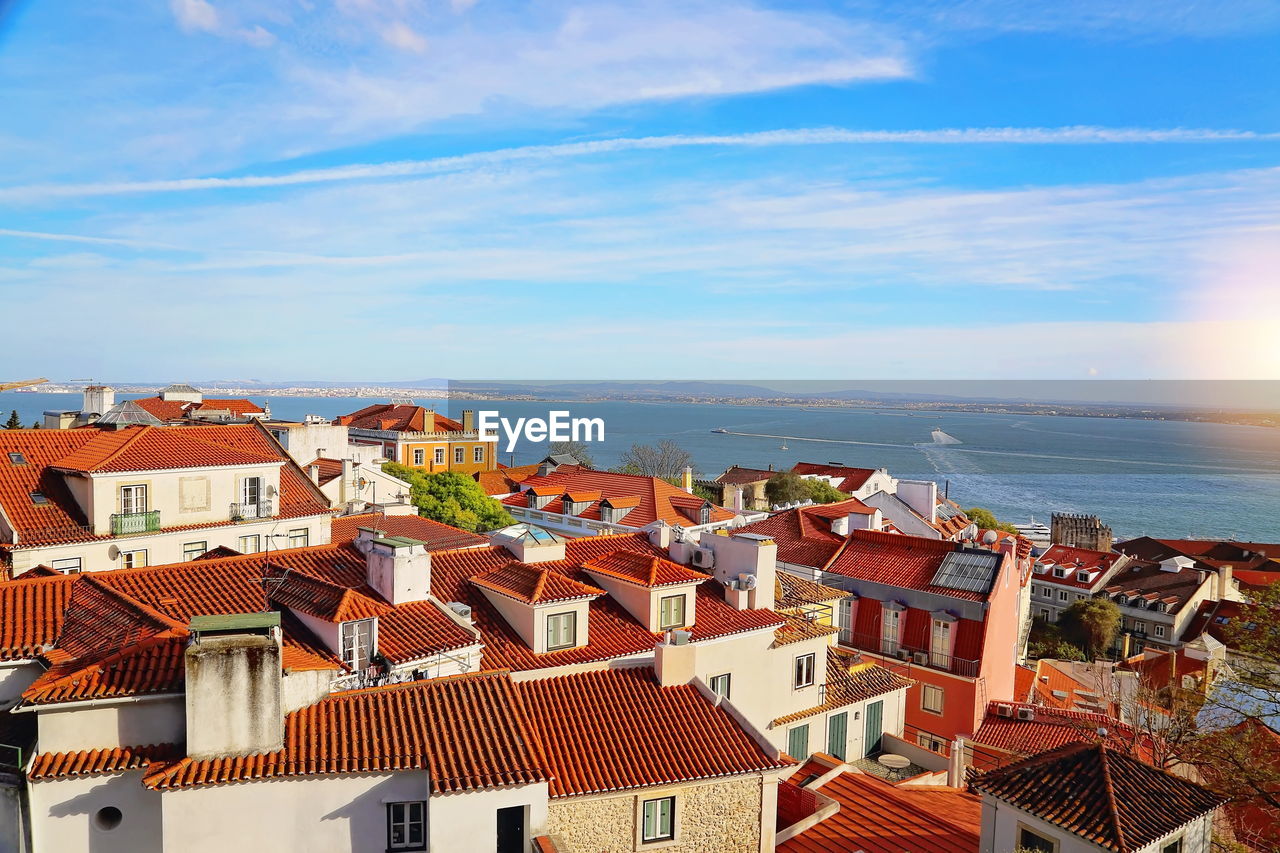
top-left (446, 602), bottom-right (473, 621)
top-left (670, 629), bottom-right (692, 646)
top-left (691, 548), bottom-right (715, 569)
top-left (912, 651), bottom-right (930, 666)
top-left (895, 648), bottom-right (911, 661)
top-left (995, 703), bottom-right (1015, 718)
top-left (1015, 707), bottom-right (1036, 721)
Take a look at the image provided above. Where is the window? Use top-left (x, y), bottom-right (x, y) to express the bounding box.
top-left (120, 484), bottom-right (147, 514)
top-left (120, 550), bottom-right (147, 569)
top-left (1017, 826), bottom-right (1057, 853)
top-left (709, 673), bottom-right (731, 700)
top-left (288, 528), bottom-right (309, 548)
top-left (413, 448), bottom-right (425, 466)
top-left (1038, 608), bottom-right (1051, 621)
top-left (1052, 567), bottom-right (1066, 578)
top-left (434, 448), bottom-right (445, 465)
top-left (1155, 624), bottom-right (1167, 639)
top-left (659, 594), bottom-right (686, 630)
top-left (922, 684), bottom-right (944, 714)
top-left (546, 611), bottom-right (577, 651)
top-left (341, 619), bottom-right (376, 670)
top-left (7, 451), bottom-right (26, 466)
top-left (880, 606), bottom-right (901, 653)
top-left (473, 446), bottom-right (484, 463)
top-left (182, 541), bottom-right (207, 561)
top-left (1161, 839), bottom-right (1183, 853)
top-left (1135, 620), bottom-right (1147, 634)
top-left (930, 618), bottom-right (952, 667)
top-left (794, 653), bottom-right (816, 689)
top-left (1057, 589), bottom-right (1068, 602)
top-left (241, 476), bottom-right (262, 507)
top-left (641, 796), bottom-right (675, 843)
top-left (787, 724), bottom-right (810, 760)
top-left (454, 447), bottom-right (464, 464)
top-left (30, 491), bottom-right (47, 505)
top-left (238, 534), bottom-right (261, 553)
top-left (51, 557), bottom-right (82, 574)
top-left (386, 801), bottom-right (426, 851)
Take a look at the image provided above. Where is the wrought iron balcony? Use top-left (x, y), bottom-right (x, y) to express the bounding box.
top-left (837, 629), bottom-right (981, 678)
top-left (229, 501), bottom-right (273, 521)
top-left (110, 510), bottom-right (160, 536)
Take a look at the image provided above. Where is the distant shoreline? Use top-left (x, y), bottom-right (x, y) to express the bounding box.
top-left (15, 385), bottom-right (1279, 429)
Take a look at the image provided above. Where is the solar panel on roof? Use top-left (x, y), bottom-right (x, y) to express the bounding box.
top-left (930, 550), bottom-right (1000, 594)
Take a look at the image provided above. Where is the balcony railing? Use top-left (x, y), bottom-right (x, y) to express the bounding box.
top-left (111, 510), bottom-right (160, 536)
top-left (837, 629), bottom-right (981, 678)
top-left (229, 501), bottom-right (273, 521)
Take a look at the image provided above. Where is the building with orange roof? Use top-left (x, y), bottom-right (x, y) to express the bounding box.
top-left (336, 402), bottom-right (498, 476)
top-left (0, 422), bottom-right (333, 575)
top-left (41, 385), bottom-right (269, 431)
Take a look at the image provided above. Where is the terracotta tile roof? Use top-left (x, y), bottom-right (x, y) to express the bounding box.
top-left (1179, 597), bottom-right (1268, 646)
top-left (27, 744), bottom-right (179, 781)
top-left (501, 465), bottom-right (735, 528)
top-left (773, 615), bottom-right (839, 647)
top-left (516, 666), bottom-right (792, 797)
top-left (790, 462), bottom-right (878, 493)
top-left (133, 396), bottom-right (266, 421)
top-left (776, 571), bottom-right (848, 609)
top-left (330, 513), bottom-right (488, 551)
top-left (822, 529), bottom-right (998, 602)
top-left (336, 404), bottom-right (463, 434)
top-left (472, 562), bottom-right (605, 604)
top-left (972, 701), bottom-right (1133, 757)
top-left (0, 573), bottom-right (74, 659)
top-left (581, 550), bottom-right (706, 588)
top-left (1035, 544), bottom-right (1124, 590)
top-left (264, 569), bottom-right (392, 623)
top-left (736, 503), bottom-right (850, 568)
top-left (49, 425), bottom-right (282, 473)
top-left (23, 633), bottom-right (187, 705)
top-left (368, 601), bottom-right (479, 664)
top-left (773, 648), bottom-right (912, 726)
top-left (714, 466), bottom-right (776, 485)
top-left (779, 765), bottom-right (980, 853)
top-left (1102, 559), bottom-right (1205, 615)
top-left (1014, 664), bottom-right (1036, 702)
top-left (970, 742), bottom-right (1225, 852)
top-left (1030, 659), bottom-right (1116, 715)
top-left (474, 464), bottom-right (540, 496)
top-left (0, 429), bottom-right (103, 547)
top-left (144, 671), bottom-right (548, 792)
top-left (306, 457), bottom-right (344, 486)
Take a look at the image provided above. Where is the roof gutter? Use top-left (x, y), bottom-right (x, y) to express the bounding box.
top-left (11, 691), bottom-right (182, 714)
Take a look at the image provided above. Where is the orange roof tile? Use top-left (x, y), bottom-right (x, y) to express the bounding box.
top-left (971, 743), bottom-right (1225, 853)
top-left (306, 457), bottom-right (344, 486)
top-left (790, 462), bottom-right (878, 493)
top-left (336, 404), bottom-right (463, 434)
top-left (330, 513), bottom-right (487, 551)
top-left (474, 465), bottom-right (540, 496)
top-left (28, 744), bottom-right (179, 780)
top-left (972, 701), bottom-right (1133, 757)
top-left (0, 573), bottom-right (74, 660)
top-left (265, 569), bottom-right (393, 623)
top-left (776, 571), bottom-right (848, 610)
top-left (49, 425), bottom-right (282, 473)
top-left (736, 502), bottom-right (859, 568)
top-left (773, 615), bottom-right (839, 647)
top-left (517, 667), bottom-right (792, 797)
top-left (472, 562), bottom-right (605, 604)
top-left (580, 550), bottom-right (707, 587)
top-left (502, 465), bottom-right (734, 528)
top-left (144, 671), bottom-right (548, 792)
top-left (822, 529), bottom-right (997, 602)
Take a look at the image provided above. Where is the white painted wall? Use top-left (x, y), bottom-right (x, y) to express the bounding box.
top-left (428, 782), bottom-right (549, 852)
top-left (80, 464), bottom-right (284, 535)
top-left (980, 794), bottom-right (1215, 853)
top-left (0, 660), bottom-right (40, 709)
top-left (28, 771), bottom-right (162, 853)
top-left (34, 698), bottom-right (185, 753)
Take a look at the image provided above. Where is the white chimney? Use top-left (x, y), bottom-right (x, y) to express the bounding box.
top-left (655, 632), bottom-right (697, 687)
top-left (357, 529), bottom-right (431, 605)
top-left (829, 514), bottom-right (850, 537)
top-left (703, 532), bottom-right (777, 610)
top-left (647, 521), bottom-right (672, 549)
top-left (896, 479), bottom-right (938, 523)
top-left (308, 464), bottom-right (321, 485)
top-left (185, 614), bottom-right (284, 760)
top-left (82, 385), bottom-right (115, 416)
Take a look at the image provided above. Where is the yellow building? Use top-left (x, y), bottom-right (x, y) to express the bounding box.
top-left (336, 403), bottom-right (497, 475)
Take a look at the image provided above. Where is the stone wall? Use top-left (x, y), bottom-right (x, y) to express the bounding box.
top-left (547, 776), bottom-right (764, 853)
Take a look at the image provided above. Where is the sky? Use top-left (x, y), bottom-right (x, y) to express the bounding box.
top-left (1, 0), bottom-right (1278, 383)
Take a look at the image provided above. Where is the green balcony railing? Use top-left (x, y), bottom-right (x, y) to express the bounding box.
top-left (111, 509), bottom-right (160, 536)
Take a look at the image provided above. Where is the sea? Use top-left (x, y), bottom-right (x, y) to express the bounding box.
top-left (4, 391), bottom-right (1279, 542)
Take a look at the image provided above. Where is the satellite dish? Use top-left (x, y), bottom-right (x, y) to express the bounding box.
top-left (738, 573), bottom-right (758, 590)
top-left (107, 544), bottom-right (120, 560)
top-left (983, 530), bottom-right (998, 545)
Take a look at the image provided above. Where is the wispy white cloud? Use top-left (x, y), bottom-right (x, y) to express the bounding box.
top-left (4, 126), bottom-right (1275, 202)
top-left (168, 0), bottom-right (276, 46)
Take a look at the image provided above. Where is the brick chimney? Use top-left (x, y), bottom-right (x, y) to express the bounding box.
top-left (185, 613), bottom-right (284, 760)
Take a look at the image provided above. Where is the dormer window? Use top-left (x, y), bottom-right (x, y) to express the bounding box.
top-left (1115, 594), bottom-right (1128, 605)
top-left (1052, 567), bottom-right (1067, 578)
top-left (340, 618), bottom-right (377, 671)
top-left (8, 452), bottom-right (26, 466)
top-left (30, 491), bottom-right (48, 505)
top-left (659, 594), bottom-right (687, 630)
top-left (1076, 571), bottom-right (1092, 582)
top-left (699, 503), bottom-right (712, 525)
top-left (546, 611), bottom-right (577, 651)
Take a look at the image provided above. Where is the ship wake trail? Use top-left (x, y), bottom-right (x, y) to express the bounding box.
top-left (931, 429), bottom-right (962, 445)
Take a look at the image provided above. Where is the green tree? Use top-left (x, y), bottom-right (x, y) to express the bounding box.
top-left (4, 410), bottom-right (21, 430)
top-left (1025, 618), bottom-right (1087, 661)
top-left (764, 472), bottom-right (811, 506)
top-left (383, 464), bottom-right (514, 533)
top-left (1058, 597), bottom-right (1122, 659)
top-left (965, 506), bottom-right (1019, 534)
top-left (804, 478), bottom-right (847, 504)
top-left (547, 440), bottom-right (594, 469)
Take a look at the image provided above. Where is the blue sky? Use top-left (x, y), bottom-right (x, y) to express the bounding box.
top-left (1, 0), bottom-right (1278, 382)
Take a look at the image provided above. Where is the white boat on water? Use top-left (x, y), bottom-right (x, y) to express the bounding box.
top-left (1014, 517), bottom-right (1052, 543)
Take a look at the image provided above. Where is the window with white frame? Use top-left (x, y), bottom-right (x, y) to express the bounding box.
top-left (340, 619), bottom-right (376, 671)
top-left (182, 541), bottom-right (207, 561)
top-left (930, 617), bottom-right (952, 668)
top-left (120, 549), bottom-right (147, 569)
top-left (454, 447), bottom-right (464, 464)
top-left (288, 528), bottom-right (309, 548)
top-left (238, 534), bottom-right (261, 553)
top-left (794, 653), bottom-right (816, 689)
top-left (241, 476), bottom-right (262, 508)
top-left (473, 446), bottom-right (484, 463)
top-left (1135, 620), bottom-right (1147, 634)
top-left (1154, 624), bottom-right (1166, 639)
top-left (659, 594), bottom-right (686, 630)
top-left (119, 484), bottom-right (147, 514)
top-left (922, 684), bottom-right (944, 714)
top-left (1058, 589), bottom-right (1068, 602)
top-left (546, 611), bottom-right (577, 651)
top-left (434, 448), bottom-right (445, 465)
top-left (1017, 825), bottom-right (1057, 853)
top-left (386, 801), bottom-right (426, 851)
top-left (880, 605), bottom-right (902, 653)
top-left (709, 673), bottom-right (731, 699)
top-left (51, 557), bottom-right (82, 574)
top-left (413, 448), bottom-right (425, 465)
top-left (641, 796), bottom-right (675, 843)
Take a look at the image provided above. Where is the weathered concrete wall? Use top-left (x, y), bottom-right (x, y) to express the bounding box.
top-left (547, 776), bottom-right (765, 853)
top-left (185, 633), bottom-right (282, 760)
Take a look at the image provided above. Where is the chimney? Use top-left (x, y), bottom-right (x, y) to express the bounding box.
top-left (462, 410), bottom-right (475, 432)
top-left (308, 464), bottom-right (321, 485)
top-left (704, 532), bottom-right (777, 610)
top-left (356, 529), bottom-right (430, 605)
top-left (896, 479), bottom-right (938, 524)
top-left (947, 735), bottom-right (967, 787)
top-left (655, 631), bottom-right (697, 687)
top-left (1217, 564), bottom-right (1233, 599)
top-left (829, 514), bottom-right (850, 537)
top-left (82, 385), bottom-right (115, 416)
top-left (682, 466), bottom-right (694, 494)
top-left (185, 613), bottom-right (284, 760)
top-left (647, 521), bottom-right (672, 549)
